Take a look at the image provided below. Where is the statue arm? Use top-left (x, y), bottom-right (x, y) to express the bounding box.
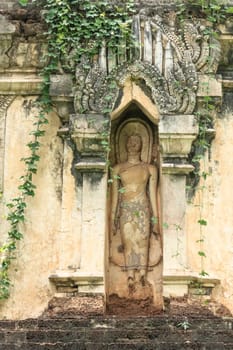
top-left (111, 165), bottom-right (120, 234)
top-left (148, 165), bottom-right (159, 234)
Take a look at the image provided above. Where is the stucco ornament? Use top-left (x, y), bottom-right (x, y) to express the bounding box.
top-left (74, 10), bottom-right (220, 116)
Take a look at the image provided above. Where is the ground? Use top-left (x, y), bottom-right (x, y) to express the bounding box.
top-left (42, 294), bottom-right (232, 319)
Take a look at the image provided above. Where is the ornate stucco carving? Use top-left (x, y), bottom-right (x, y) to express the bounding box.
top-left (74, 11), bottom-right (221, 116)
top-left (0, 95), bottom-right (15, 191)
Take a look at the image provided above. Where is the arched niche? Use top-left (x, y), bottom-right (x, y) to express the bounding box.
top-left (110, 79), bottom-right (160, 125)
top-left (106, 101), bottom-right (163, 312)
top-left (109, 102), bottom-right (160, 169)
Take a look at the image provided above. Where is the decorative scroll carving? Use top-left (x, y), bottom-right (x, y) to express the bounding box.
top-left (74, 61), bottom-right (178, 115)
top-left (74, 11), bottom-right (220, 116)
top-left (0, 96), bottom-right (15, 191)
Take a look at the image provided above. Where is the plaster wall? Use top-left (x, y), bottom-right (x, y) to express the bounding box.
top-left (186, 101), bottom-right (233, 313)
top-left (0, 97), bottom-right (65, 319)
top-left (0, 96), bottom-right (107, 318)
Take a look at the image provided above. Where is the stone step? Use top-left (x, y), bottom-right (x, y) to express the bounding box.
top-left (0, 317), bottom-right (232, 331)
top-left (0, 341), bottom-right (228, 350)
top-left (0, 316), bottom-right (232, 350)
top-left (2, 328), bottom-right (233, 344)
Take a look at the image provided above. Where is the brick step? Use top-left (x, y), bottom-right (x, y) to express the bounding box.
top-left (0, 341), bottom-right (227, 350)
top-left (0, 317), bottom-right (232, 350)
top-left (2, 328), bottom-right (233, 344)
top-left (0, 317), bottom-right (232, 331)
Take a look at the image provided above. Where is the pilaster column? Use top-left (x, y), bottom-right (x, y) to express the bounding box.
top-left (68, 113), bottom-right (109, 293)
top-left (0, 96), bottom-right (15, 193)
top-left (159, 114), bottom-right (198, 274)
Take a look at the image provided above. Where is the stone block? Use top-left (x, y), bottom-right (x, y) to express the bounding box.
top-left (197, 74), bottom-right (222, 97)
top-left (0, 15), bottom-right (15, 34)
top-left (50, 75), bottom-right (73, 97)
top-left (159, 115), bottom-right (198, 135)
top-left (5, 330), bottom-right (26, 344)
top-left (159, 114), bottom-right (198, 159)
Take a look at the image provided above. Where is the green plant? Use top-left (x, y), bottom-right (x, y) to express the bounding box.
top-left (177, 0), bottom-right (233, 277)
top-left (177, 317), bottom-right (191, 331)
top-left (44, 0), bottom-right (134, 71)
top-left (0, 86), bottom-right (50, 299)
top-left (0, 0), bottom-right (134, 300)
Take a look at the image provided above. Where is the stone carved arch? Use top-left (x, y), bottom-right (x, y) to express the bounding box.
top-left (74, 59), bottom-right (196, 117)
top-left (73, 10), bottom-right (221, 119)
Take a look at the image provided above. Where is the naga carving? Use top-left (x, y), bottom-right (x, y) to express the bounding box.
top-left (74, 10), bottom-right (221, 116)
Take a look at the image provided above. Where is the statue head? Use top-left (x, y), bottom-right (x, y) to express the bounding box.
top-left (126, 135), bottom-right (142, 154)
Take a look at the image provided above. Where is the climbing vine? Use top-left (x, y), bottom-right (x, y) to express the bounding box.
top-left (0, 0), bottom-right (134, 299)
top-left (179, 0), bottom-right (233, 277)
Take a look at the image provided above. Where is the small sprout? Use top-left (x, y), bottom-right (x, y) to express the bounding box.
top-left (177, 318), bottom-right (191, 331)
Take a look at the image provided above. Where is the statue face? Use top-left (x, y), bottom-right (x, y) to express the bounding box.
top-left (126, 135), bottom-right (142, 153)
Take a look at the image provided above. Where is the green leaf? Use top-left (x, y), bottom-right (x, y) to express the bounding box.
top-left (151, 216), bottom-right (158, 224)
top-left (198, 251), bottom-right (206, 257)
top-left (199, 270), bottom-right (209, 277)
top-left (198, 219), bottom-right (207, 226)
top-left (163, 222), bottom-right (169, 229)
top-left (18, 0), bottom-right (28, 6)
top-left (118, 187), bottom-right (126, 194)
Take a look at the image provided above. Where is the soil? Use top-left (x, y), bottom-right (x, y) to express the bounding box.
top-left (42, 294), bottom-right (104, 318)
top-left (42, 294), bottom-right (232, 319)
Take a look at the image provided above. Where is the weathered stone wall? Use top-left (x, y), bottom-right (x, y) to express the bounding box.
top-left (185, 22), bottom-right (233, 313)
top-left (0, 1), bottom-right (232, 319)
top-left (186, 94), bottom-right (233, 313)
top-left (0, 1), bottom-right (17, 10)
top-left (0, 97), bottom-right (62, 318)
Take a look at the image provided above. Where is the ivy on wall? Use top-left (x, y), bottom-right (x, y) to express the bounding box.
top-left (0, 0), bottom-right (134, 299)
top-left (178, 0), bottom-right (233, 277)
